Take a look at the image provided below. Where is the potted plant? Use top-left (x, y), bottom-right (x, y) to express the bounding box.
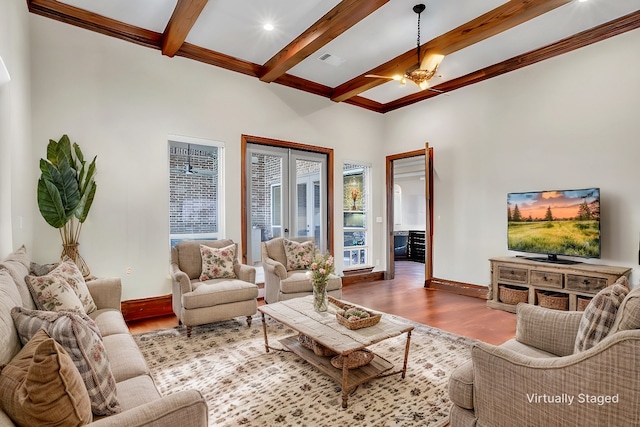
top-left (37, 134), bottom-right (97, 277)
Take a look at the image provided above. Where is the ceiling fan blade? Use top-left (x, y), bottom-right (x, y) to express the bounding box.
top-left (364, 74), bottom-right (395, 79)
top-left (428, 87), bottom-right (448, 95)
top-left (420, 53), bottom-right (445, 74)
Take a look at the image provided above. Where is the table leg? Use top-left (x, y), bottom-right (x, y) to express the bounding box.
top-left (261, 312), bottom-right (269, 353)
top-left (401, 330), bottom-right (412, 379)
top-left (341, 352), bottom-right (350, 408)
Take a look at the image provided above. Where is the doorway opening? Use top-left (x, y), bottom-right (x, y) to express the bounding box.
top-left (386, 146), bottom-right (433, 284)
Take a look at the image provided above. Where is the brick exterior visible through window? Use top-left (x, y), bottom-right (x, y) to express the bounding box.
top-left (169, 142), bottom-right (219, 236)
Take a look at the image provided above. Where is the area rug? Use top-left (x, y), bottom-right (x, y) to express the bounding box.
top-left (133, 313), bottom-right (476, 427)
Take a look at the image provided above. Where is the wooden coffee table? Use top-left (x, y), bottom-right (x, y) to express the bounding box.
top-left (258, 295), bottom-right (414, 408)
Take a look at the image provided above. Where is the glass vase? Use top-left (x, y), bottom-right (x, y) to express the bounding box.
top-left (313, 283), bottom-right (328, 312)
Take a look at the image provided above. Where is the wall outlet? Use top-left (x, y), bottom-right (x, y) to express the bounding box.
top-left (126, 267), bottom-right (132, 275)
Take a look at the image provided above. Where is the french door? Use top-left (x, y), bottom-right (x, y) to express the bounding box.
top-left (244, 143), bottom-right (328, 265)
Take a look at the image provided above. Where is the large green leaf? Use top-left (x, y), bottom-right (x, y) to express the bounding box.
top-left (80, 156), bottom-right (97, 195)
top-left (75, 181), bottom-right (96, 223)
top-left (37, 178), bottom-right (67, 228)
top-left (47, 135), bottom-right (74, 171)
top-left (58, 160), bottom-right (81, 217)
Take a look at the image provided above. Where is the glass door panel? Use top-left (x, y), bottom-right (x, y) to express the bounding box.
top-left (293, 157), bottom-right (324, 246)
top-left (246, 147), bottom-right (287, 265)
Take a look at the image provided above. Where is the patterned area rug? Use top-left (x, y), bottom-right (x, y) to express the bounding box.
top-left (133, 313), bottom-right (476, 427)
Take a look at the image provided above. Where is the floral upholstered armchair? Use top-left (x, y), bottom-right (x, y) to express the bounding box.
top-left (170, 239), bottom-right (259, 337)
top-left (261, 237), bottom-right (342, 304)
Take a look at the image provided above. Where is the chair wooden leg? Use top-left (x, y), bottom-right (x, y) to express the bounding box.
top-left (186, 325), bottom-right (192, 337)
top-left (246, 316), bottom-right (252, 327)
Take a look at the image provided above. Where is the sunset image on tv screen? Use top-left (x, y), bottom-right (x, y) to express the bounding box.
top-left (507, 188), bottom-right (600, 258)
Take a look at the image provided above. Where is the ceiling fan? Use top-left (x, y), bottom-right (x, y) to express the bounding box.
top-left (171, 144), bottom-right (215, 176)
top-left (366, 4), bottom-right (445, 93)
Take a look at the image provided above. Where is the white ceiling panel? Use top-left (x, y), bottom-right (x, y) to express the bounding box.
top-left (186, 0), bottom-right (341, 65)
top-left (60, 0), bottom-right (177, 33)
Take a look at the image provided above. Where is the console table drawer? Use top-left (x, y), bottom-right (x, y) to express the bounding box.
top-left (565, 275), bottom-right (608, 293)
top-left (497, 266), bottom-right (528, 283)
top-left (530, 271), bottom-right (563, 289)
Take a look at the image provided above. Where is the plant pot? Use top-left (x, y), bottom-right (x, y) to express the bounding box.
top-left (61, 243), bottom-right (91, 278)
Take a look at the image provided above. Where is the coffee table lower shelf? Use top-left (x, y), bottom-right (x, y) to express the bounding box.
top-left (280, 335), bottom-right (394, 407)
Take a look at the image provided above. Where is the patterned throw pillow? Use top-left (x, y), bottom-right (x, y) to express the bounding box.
top-left (574, 282), bottom-right (629, 353)
top-left (283, 239), bottom-right (314, 271)
top-left (199, 244), bottom-right (237, 281)
top-left (11, 307), bottom-right (121, 416)
top-left (0, 329), bottom-right (92, 426)
top-left (26, 257), bottom-right (97, 314)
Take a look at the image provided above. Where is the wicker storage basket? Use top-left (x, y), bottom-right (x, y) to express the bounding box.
top-left (329, 296), bottom-right (381, 330)
top-left (298, 334), bottom-right (337, 357)
top-left (498, 285), bottom-right (528, 305)
top-left (537, 290), bottom-right (569, 311)
top-left (331, 349), bottom-right (374, 369)
top-left (577, 296), bottom-right (592, 311)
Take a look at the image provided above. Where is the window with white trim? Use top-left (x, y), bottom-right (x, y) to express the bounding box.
top-left (343, 162), bottom-right (371, 268)
top-left (169, 136), bottom-right (224, 246)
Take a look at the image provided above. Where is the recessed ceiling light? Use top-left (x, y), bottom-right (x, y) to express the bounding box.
top-left (263, 23), bottom-right (274, 31)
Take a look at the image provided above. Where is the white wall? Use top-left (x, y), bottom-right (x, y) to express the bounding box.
top-left (0, 0), bottom-right (33, 255)
top-left (394, 177), bottom-right (426, 231)
top-left (383, 28), bottom-right (640, 286)
top-left (28, 16), bottom-right (386, 299)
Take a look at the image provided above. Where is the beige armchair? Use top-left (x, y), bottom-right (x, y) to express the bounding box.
top-left (170, 239), bottom-right (259, 337)
top-left (261, 237), bottom-right (342, 304)
top-left (448, 289), bottom-right (640, 427)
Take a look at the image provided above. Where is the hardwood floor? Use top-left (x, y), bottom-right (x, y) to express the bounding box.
top-left (127, 261), bottom-right (516, 345)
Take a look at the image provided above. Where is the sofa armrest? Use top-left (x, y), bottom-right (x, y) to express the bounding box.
top-left (86, 277), bottom-right (122, 311)
top-left (89, 390), bottom-right (208, 427)
top-left (515, 303), bottom-right (583, 356)
top-left (262, 257), bottom-right (287, 280)
top-left (170, 263), bottom-right (192, 294)
top-left (234, 263), bottom-right (256, 284)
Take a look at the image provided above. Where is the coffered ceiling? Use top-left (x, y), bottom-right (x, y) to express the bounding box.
top-left (27, 0), bottom-right (640, 113)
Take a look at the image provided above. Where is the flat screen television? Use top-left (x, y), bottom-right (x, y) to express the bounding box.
top-left (507, 188), bottom-right (600, 264)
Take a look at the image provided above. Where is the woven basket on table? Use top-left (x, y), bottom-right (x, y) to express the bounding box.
top-left (498, 285), bottom-right (528, 305)
top-left (330, 349), bottom-right (374, 369)
top-left (328, 296), bottom-right (381, 330)
top-left (298, 334), bottom-right (337, 357)
top-left (537, 290), bottom-right (569, 311)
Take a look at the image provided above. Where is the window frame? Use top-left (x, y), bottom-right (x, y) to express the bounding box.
top-left (343, 162), bottom-right (372, 269)
top-left (168, 134), bottom-right (225, 245)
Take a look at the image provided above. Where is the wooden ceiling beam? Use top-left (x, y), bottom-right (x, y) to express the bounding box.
top-left (260, 0), bottom-right (389, 83)
top-left (331, 0), bottom-right (573, 102)
top-left (27, 0), bottom-right (163, 50)
top-left (162, 0), bottom-right (209, 57)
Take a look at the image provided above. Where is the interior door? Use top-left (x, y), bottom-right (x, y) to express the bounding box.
top-left (386, 144), bottom-right (433, 283)
top-left (245, 144), bottom-right (327, 265)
